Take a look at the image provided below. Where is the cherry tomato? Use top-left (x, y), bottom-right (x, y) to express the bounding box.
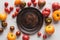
top-left (10, 6), bottom-right (14, 11)
top-left (27, 2), bottom-right (32, 7)
top-left (16, 7), bottom-right (20, 12)
top-left (43, 34), bottom-right (47, 39)
top-left (31, 0), bottom-right (35, 3)
top-left (37, 32), bottom-right (41, 37)
top-left (4, 2), bottom-right (8, 7)
top-left (33, 2), bottom-right (37, 7)
top-left (22, 34), bottom-right (29, 40)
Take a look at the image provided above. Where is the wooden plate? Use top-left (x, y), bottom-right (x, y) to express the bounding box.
top-left (16, 7), bottom-right (43, 35)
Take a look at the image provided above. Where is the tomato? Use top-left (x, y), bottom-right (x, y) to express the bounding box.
top-left (42, 11), bottom-right (50, 17)
top-left (4, 2), bottom-right (8, 7)
top-left (52, 2), bottom-right (59, 11)
top-left (27, 2), bottom-right (32, 7)
top-left (22, 34), bottom-right (29, 40)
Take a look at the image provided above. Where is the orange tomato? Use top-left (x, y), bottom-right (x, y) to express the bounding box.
top-left (14, 0), bottom-right (21, 6)
top-left (52, 10), bottom-right (60, 21)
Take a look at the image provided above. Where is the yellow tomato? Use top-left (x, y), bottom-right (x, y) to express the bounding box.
top-left (45, 25), bottom-right (55, 35)
top-left (7, 32), bottom-right (16, 40)
top-left (0, 13), bottom-right (7, 21)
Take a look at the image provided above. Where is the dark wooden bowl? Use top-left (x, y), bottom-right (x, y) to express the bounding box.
top-left (16, 7), bottom-right (43, 35)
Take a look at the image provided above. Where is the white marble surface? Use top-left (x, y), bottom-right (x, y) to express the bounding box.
top-left (0, 0), bottom-right (60, 40)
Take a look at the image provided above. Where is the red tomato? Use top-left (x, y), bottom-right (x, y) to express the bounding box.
top-left (16, 31), bottom-right (21, 36)
top-left (5, 8), bottom-right (11, 14)
top-left (33, 2), bottom-right (37, 7)
top-left (43, 34), bottom-right (47, 39)
top-left (22, 34), bottom-right (29, 40)
top-left (27, 2), bottom-right (32, 7)
top-left (5, 8), bottom-right (8, 12)
top-left (10, 6), bottom-right (14, 11)
top-left (31, 0), bottom-right (35, 3)
top-left (12, 14), bottom-right (16, 18)
top-left (7, 9), bottom-right (11, 14)
top-left (4, 2), bottom-right (8, 7)
top-left (37, 32), bottom-right (41, 37)
top-left (15, 11), bottom-right (18, 16)
top-left (16, 7), bottom-right (20, 12)
top-left (42, 10), bottom-right (50, 17)
top-left (52, 2), bottom-right (59, 10)
top-left (58, 4), bottom-right (60, 8)
top-left (44, 8), bottom-right (50, 12)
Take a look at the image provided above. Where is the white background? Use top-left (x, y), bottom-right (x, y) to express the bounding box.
top-left (0, 0), bottom-right (60, 40)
